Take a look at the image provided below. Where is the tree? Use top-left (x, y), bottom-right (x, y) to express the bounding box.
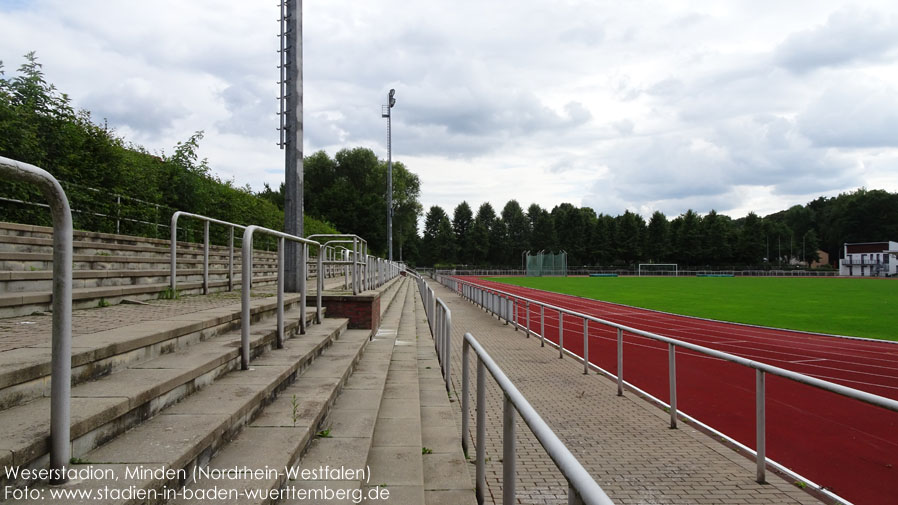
top-left (615, 210), bottom-right (645, 265)
top-left (700, 210), bottom-right (732, 265)
top-left (502, 200), bottom-right (529, 265)
top-left (470, 203), bottom-right (496, 264)
top-left (527, 203), bottom-right (556, 252)
top-left (671, 210), bottom-right (701, 265)
top-left (452, 202), bottom-right (474, 263)
top-left (645, 211), bottom-right (670, 262)
top-left (735, 212), bottom-right (765, 265)
top-left (422, 206), bottom-right (453, 265)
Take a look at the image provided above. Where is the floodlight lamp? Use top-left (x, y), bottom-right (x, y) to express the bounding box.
top-left (390, 97), bottom-right (396, 108)
top-left (389, 88), bottom-right (395, 98)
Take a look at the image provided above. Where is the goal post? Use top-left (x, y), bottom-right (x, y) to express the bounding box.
top-left (638, 263), bottom-right (678, 276)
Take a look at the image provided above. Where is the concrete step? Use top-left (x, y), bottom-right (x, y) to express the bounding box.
top-left (0, 221), bottom-right (280, 258)
top-left (0, 267), bottom-right (277, 294)
top-left (159, 278), bottom-right (410, 505)
top-left (0, 234), bottom-right (279, 263)
top-left (413, 287), bottom-right (477, 505)
top-left (0, 294), bottom-right (311, 410)
top-left (276, 279), bottom-right (413, 505)
top-left (0, 314), bottom-right (350, 502)
top-left (0, 251), bottom-right (278, 272)
top-left (0, 278), bottom-right (281, 318)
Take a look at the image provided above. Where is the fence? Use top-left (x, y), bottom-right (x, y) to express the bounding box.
top-left (435, 268), bottom-right (838, 277)
top-left (0, 178), bottom-right (176, 238)
top-left (0, 156), bottom-right (73, 482)
top-left (414, 273), bottom-right (451, 392)
top-left (438, 274), bottom-right (898, 503)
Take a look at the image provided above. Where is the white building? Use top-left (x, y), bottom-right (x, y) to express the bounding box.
top-left (839, 241), bottom-right (898, 277)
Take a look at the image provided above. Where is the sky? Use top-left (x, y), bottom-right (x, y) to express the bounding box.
top-left (2, 0), bottom-right (898, 224)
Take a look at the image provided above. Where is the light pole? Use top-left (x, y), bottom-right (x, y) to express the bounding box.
top-left (382, 89), bottom-right (396, 261)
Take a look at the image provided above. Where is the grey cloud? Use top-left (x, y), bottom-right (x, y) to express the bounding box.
top-left (798, 82), bottom-right (898, 148)
top-left (612, 119), bottom-right (634, 136)
top-left (216, 78), bottom-right (276, 137)
top-left (80, 81), bottom-right (188, 137)
top-left (774, 8), bottom-right (898, 73)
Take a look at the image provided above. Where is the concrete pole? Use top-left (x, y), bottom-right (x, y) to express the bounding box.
top-left (284, 0), bottom-right (304, 292)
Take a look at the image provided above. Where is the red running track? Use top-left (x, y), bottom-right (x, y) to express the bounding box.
top-left (457, 276), bottom-right (898, 505)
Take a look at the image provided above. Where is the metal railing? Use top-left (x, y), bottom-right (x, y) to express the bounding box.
top-left (0, 156), bottom-right (73, 482)
top-left (462, 332), bottom-right (615, 505)
top-left (434, 268), bottom-right (838, 277)
top-left (308, 234), bottom-right (369, 295)
top-left (170, 211), bottom-right (247, 293)
top-left (415, 275), bottom-right (451, 392)
top-left (440, 274), bottom-right (898, 499)
top-left (241, 226), bottom-right (323, 370)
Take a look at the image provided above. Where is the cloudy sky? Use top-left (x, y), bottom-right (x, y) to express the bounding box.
top-left (3, 0), bottom-right (898, 223)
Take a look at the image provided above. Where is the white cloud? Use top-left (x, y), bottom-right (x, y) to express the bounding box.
top-left (2, 0), bottom-right (898, 226)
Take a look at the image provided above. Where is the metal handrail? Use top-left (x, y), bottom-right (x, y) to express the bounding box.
top-left (462, 332), bottom-right (615, 505)
top-left (308, 234), bottom-right (369, 295)
top-left (240, 226), bottom-right (322, 369)
top-left (441, 275), bottom-right (898, 490)
top-left (415, 276), bottom-right (451, 392)
top-left (170, 211), bottom-right (246, 293)
top-left (0, 156), bottom-right (73, 482)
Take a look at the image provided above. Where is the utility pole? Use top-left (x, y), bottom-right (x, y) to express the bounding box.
top-left (281, 0), bottom-right (303, 291)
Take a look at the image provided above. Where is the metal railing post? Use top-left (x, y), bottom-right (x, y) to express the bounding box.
top-left (276, 237), bottom-right (285, 348)
top-left (228, 227), bottom-right (234, 291)
top-left (559, 311), bottom-right (564, 358)
top-left (461, 340), bottom-right (470, 458)
top-left (300, 243), bottom-right (307, 334)
top-left (756, 369), bottom-right (766, 483)
top-left (669, 343), bottom-right (677, 428)
top-left (583, 319), bottom-right (589, 374)
top-left (617, 328), bottom-right (624, 396)
top-left (170, 213), bottom-right (178, 291)
top-left (503, 393), bottom-right (516, 505)
top-left (203, 220), bottom-right (209, 295)
top-left (540, 305), bottom-right (545, 347)
top-left (241, 229), bottom-right (253, 370)
top-left (444, 303), bottom-right (452, 392)
top-left (476, 357), bottom-right (486, 505)
top-left (317, 247), bottom-right (323, 324)
top-left (1, 157), bottom-right (74, 482)
top-left (526, 301), bottom-right (530, 338)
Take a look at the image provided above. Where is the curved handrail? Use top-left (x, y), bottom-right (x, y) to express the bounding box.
top-left (240, 225), bottom-right (321, 369)
top-left (0, 156), bottom-right (73, 482)
top-left (170, 211), bottom-right (246, 293)
top-left (463, 332), bottom-right (615, 505)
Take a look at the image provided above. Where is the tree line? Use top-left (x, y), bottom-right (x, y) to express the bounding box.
top-left (420, 189), bottom-right (898, 269)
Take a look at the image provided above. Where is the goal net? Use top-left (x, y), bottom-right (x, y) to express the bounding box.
top-left (526, 251), bottom-right (568, 277)
top-left (638, 263), bottom-right (678, 276)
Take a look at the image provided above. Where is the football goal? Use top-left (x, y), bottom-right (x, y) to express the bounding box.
top-left (638, 263), bottom-right (678, 276)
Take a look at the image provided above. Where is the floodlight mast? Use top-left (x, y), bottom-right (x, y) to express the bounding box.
top-left (382, 89), bottom-right (397, 261)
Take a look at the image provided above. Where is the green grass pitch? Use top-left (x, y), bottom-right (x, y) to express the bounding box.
top-left (487, 276), bottom-right (898, 341)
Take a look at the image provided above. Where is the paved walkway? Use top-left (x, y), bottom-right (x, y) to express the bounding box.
top-left (429, 282), bottom-right (822, 505)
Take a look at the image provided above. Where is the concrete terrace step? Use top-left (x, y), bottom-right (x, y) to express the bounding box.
top-left (2, 315), bottom-right (351, 505)
top-left (278, 279), bottom-right (413, 505)
top-left (0, 278), bottom-right (280, 318)
top-left (0, 307), bottom-right (334, 485)
top-left (0, 251), bottom-right (278, 272)
top-left (0, 234), bottom-right (279, 262)
top-left (0, 267), bottom-right (278, 294)
top-left (413, 287), bottom-right (476, 505)
top-left (0, 221), bottom-right (280, 257)
top-left (0, 294), bottom-right (310, 410)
